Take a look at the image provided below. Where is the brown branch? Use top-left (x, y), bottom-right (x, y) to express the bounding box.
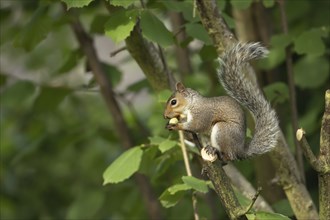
top-left (104, 2), bottom-right (174, 91)
top-left (192, 136), bottom-right (247, 220)
top-left (195, 0), bottom-right (236, 54)
top-left (65, 9), bottom-right (162, 220)
top-left (319, 90), bottom-right (330, 220)
top-left (194, 0), bottom-right (319, 219)
top-left (169, 11), bottom-right (193, 78)
top-left (110, 46), bottom-right (127, 57)
top-left (297, 91), bottom-right (330, 219)
top-left (296, 129), bottom-right (321, 172)
top-left (126, 24), bottom-right (175, 91)
top-left (202, 160), bottom-right (247, 220)
top-left (277, 0), bottom-right (305, 183)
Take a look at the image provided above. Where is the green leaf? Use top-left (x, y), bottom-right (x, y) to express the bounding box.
top-left (138, 146), bottom-right (158, 175)
top-left (140, 11), bottom-right (174, 47)
top-left (199, 45), bottom-right (218, 61)
top-left (127, 79), bottom-right (149, 92)
top-left (105, 9), bottom-right (138, 43)
top-left (294, 55), bottom-right (329, 89)
top-left (270, 34), bottom-right (292, 48)
top-left (263, 82), bottom-right (289, 105)
top-left (182, 176), bottom-right (209, 193)
top-left (102, 62), bottom-right (122, 86)
top-left (216, 0), bottom-right (227, 10)
top-left (149, 136), bottom-right (167, 145)
top-left (159, 139), bottom-right (177, 153)
top-left (167, 183), bottom-right (192, 194)
top-left (246, 211), bottom-right (290, 220)
top-left (262, 0), bottom-right (275, 8)
top-left (259, 34), bottom-right (292, 70)
top-left (230, 0), bottom-right (253, 9)
top-left (1, 81), bottom-right (35, 108)
top-left (108, 0), bottom-right (135, 8)
top-left (90, 14), bottom-right (109, 34)
top-left (258, 47), bottom-right (285, 70)
top-left (55, 48), bottom-right (83, 75)
top-left (14, 6), bottom-right (52, 51)
top-left (62, 0), bottom-right (94, 9)
top-left (66, 191), bottom-right (105, 219)
top-left (33, 86), bottom-right (71, 112)
top-left (162, 1), bottom-right (199, 23)
top-left (0, 73), bottom-right (7, 87)
top-left (222, 13), bottom-right (236, 29)
top-left (103, 147), bottom-right (143, 184)
top-left (294, 28), bottom-right (327, 56)
top-left (272, 199), bottom-right (294, 217)
top-left (157, 90), bottom-right (172, 103)
top-left (185, 23), bottom-right (212, 45)
top-left (159, 189), bottom-right (185, 208)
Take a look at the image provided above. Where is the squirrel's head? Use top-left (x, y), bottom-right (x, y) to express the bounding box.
top-left (164, 82), bottom-right (190, 119)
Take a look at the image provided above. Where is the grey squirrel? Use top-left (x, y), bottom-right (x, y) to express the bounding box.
top-left (164, 42), bottom-right (279, 162)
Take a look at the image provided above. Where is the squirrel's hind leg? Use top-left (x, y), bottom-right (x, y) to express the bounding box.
top-left (210, 122), bottom-right (245, 162)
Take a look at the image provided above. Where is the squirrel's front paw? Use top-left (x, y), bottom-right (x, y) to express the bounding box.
top-left (165, 123), bottom-right (179, 130)
top-left (166, 118), bottom-right (180, 130)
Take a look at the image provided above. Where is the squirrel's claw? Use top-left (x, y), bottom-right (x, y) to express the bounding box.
top-left (165, 123), bottom-right (178, 130)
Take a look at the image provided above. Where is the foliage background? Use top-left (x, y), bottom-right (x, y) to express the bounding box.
top-left (0, 0), bottom-right (329, 219)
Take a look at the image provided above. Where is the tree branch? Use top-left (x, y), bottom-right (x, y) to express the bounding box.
top-left (125, 24), bottom-right (175, 91)
top-left (296, 129), bottom-right (320, 172)
top-left (297, 90), bottom-right (330, 219)
top-left (202, 160), bottom-right (247, 220)
top-left (194, 0), bottom-right (319, 219)
top-left (319, 90), bottom-right (330, 220)
top-left (190, 135), bottom-right (250, 220)
top-left (169, 11), bottom-right (193, 78)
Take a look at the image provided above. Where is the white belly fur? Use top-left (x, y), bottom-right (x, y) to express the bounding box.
top-left (211, 124), bottom-right (221, 151)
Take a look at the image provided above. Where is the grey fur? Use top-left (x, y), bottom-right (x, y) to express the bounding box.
top-left (218, 42), bottom-right (279, 157)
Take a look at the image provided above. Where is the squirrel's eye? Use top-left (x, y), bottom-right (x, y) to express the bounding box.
top-left (170, 99), bottom-right (177, 106)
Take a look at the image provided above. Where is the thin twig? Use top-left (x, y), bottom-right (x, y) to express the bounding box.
top-left (179, 131), bottom-right (200, 220)
top-left (296, 129), bottom-right (320, 172)
top-left (193, 0), bottom-right (197, 18)
top-left (277, 0), bottom-right (305, 183)
top-left (238, 187), bottom-right (262, 216)
top-left (157, 44), bottom-right (176, 89)
top-left (179, 131), bottom-right (192, 176)
top-left (110, 46), bottom-right (127, 57)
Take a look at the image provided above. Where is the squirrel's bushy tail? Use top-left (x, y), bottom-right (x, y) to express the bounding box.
top-left (218, 42), bottom-right (279, 157)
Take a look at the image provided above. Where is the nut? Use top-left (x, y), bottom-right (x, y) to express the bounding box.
top-left (169, 118), bottom-right (179, 125)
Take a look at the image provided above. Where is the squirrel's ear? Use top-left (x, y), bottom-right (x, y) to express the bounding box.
top-left (175, 82), bottom-right (186, 92)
